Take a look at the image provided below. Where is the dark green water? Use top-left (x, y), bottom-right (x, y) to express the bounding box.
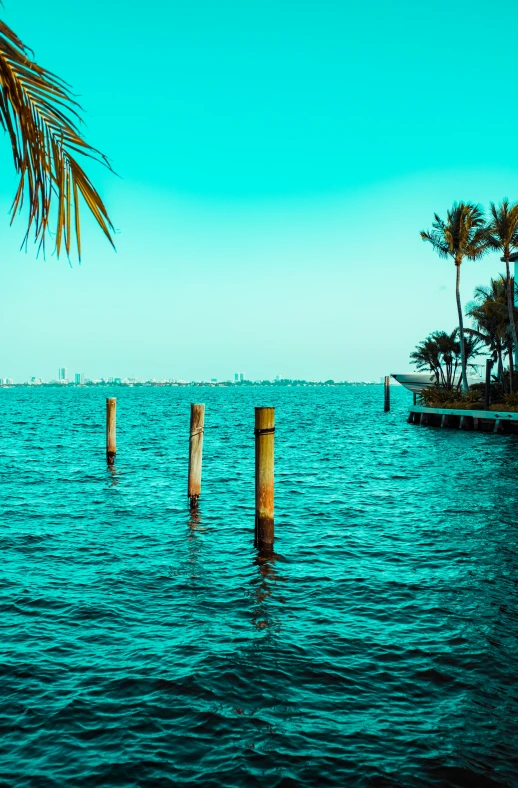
top-left (1, 386), bottom-right (517, 787)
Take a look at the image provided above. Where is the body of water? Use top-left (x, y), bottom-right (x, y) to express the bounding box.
top-left (1, 386), bottom-right (517, 787)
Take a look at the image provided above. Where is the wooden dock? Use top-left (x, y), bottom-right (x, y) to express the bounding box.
top-left (408, 406), bottom-right (518, 434)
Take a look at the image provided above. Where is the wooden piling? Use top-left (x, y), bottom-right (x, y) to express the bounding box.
top-left (188, 404), bottom-right (205, 508)
top-left (484, 359), bottom-right (492, 411)
top-left (384, 376), bottom-right (390, 412)
top-left (106, 398), bottom-right (116, 465)
top-left (255, 407), bottom-right (275, 553)
top-left (440, 414), bottom-right (447, 428)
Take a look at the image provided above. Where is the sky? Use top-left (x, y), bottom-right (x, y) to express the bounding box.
top-left (1, 0), bottom-right (518, 382)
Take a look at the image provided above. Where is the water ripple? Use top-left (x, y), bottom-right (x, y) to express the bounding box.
top-left (0, 386), bottom-right (517, 786)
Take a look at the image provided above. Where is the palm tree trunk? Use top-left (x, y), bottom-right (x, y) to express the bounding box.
top-left (455, 262), bottom-right (468, 392)
top-left (504, 253), bottom-right (517, 394)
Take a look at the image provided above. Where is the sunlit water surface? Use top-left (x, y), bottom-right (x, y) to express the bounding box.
top-left (1, 386), bottom-right (517, 787)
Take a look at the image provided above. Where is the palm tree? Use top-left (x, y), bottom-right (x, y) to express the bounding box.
top-left (410, 334), bottom-right (444, 386)
top-left (486, 200), bottom-right (518, 391)
top-left (466, 276), bottom-right (518, 389)
top-left (420, 203), bottom-right (489, 391)
top-left (410, 329), bottom-right (481, 390)
top-left (0, 19), bottom-right (114, 258)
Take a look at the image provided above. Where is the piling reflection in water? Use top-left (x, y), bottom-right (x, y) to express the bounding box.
top-left (251, 551), bottom-right (283, 633)
top-left (106, 463), bottom-right (119, 487)
top-left (186, 506), bottom-right (208, 580)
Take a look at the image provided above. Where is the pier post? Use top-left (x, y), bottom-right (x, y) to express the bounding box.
top-left (106, 398), bottom-right (116, 465)
top-left (440, 414), bottom-right (447, 428)
top-left (188, 404), bottom-right (205, 508)
top-left (255, 407), bottom-right (275, 553)
top-left (484, 359), bottom-right (492, 411)
top-left (384, 376), bottom-right (390, 412)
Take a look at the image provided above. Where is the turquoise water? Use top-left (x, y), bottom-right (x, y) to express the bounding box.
top-left (1, 386), bottom-right (517, 787)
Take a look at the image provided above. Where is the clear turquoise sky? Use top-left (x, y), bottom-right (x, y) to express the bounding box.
top-left (1, 0), bottom-right (518, 381)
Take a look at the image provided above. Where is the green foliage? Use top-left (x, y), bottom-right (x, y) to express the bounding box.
top-left (419, 387), bottom-right (483, 409)
top-left (502, 391), bottom-right (518, 408)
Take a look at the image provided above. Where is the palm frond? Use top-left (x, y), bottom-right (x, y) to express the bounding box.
top-left (420, 202), bottom-right (489, 263)
top-left (420, 230), bottom-right (450, 257)
top-left (0, 19), bottom-right (114, 259)
top-left (488, 199), bottom-right (518, 253)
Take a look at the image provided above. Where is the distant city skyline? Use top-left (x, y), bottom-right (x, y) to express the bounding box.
top-left (0, 370), bottom-right (381, 386)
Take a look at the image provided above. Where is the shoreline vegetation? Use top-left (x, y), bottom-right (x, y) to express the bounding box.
top-left (417, 200), bottom-right (518, 411)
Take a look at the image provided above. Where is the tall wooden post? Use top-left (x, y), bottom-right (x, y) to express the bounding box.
top-left (255, 407), bottom-right (275, 553)
top-left (484, 359), bottom-right (492, 411)
top-left (384, 376), bottom-right (390, 412)
top-left (106, 398), bottom-right (116, 465)
top-left (188, 404), bottom-right (205, 508)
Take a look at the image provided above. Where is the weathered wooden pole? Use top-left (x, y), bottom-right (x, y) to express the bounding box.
top-left (255, 407), bottom-right (275, 553)
top-left (188, 404), bottom-right (205, 508)
top-left (106, 398), bottom-right (116, 465)
top-left (384, 376), bottom-right (390, 412)
top-left (484, 359), bottom-right (492, 411)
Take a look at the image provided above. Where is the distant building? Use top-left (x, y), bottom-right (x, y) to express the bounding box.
top-left (58, 367), bottom-right (67, 381)
top-left (239, 372), bottom-right (244, 382)
top-left (211, 377), bottom-right (217, 383)
top-left (75, 373), bottom-right (85, 385)
top-left (234, 373), bottom-right (239, 382)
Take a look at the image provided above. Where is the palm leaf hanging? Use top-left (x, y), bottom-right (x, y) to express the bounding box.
top-left (0, 19), bottom-right (114, 259)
